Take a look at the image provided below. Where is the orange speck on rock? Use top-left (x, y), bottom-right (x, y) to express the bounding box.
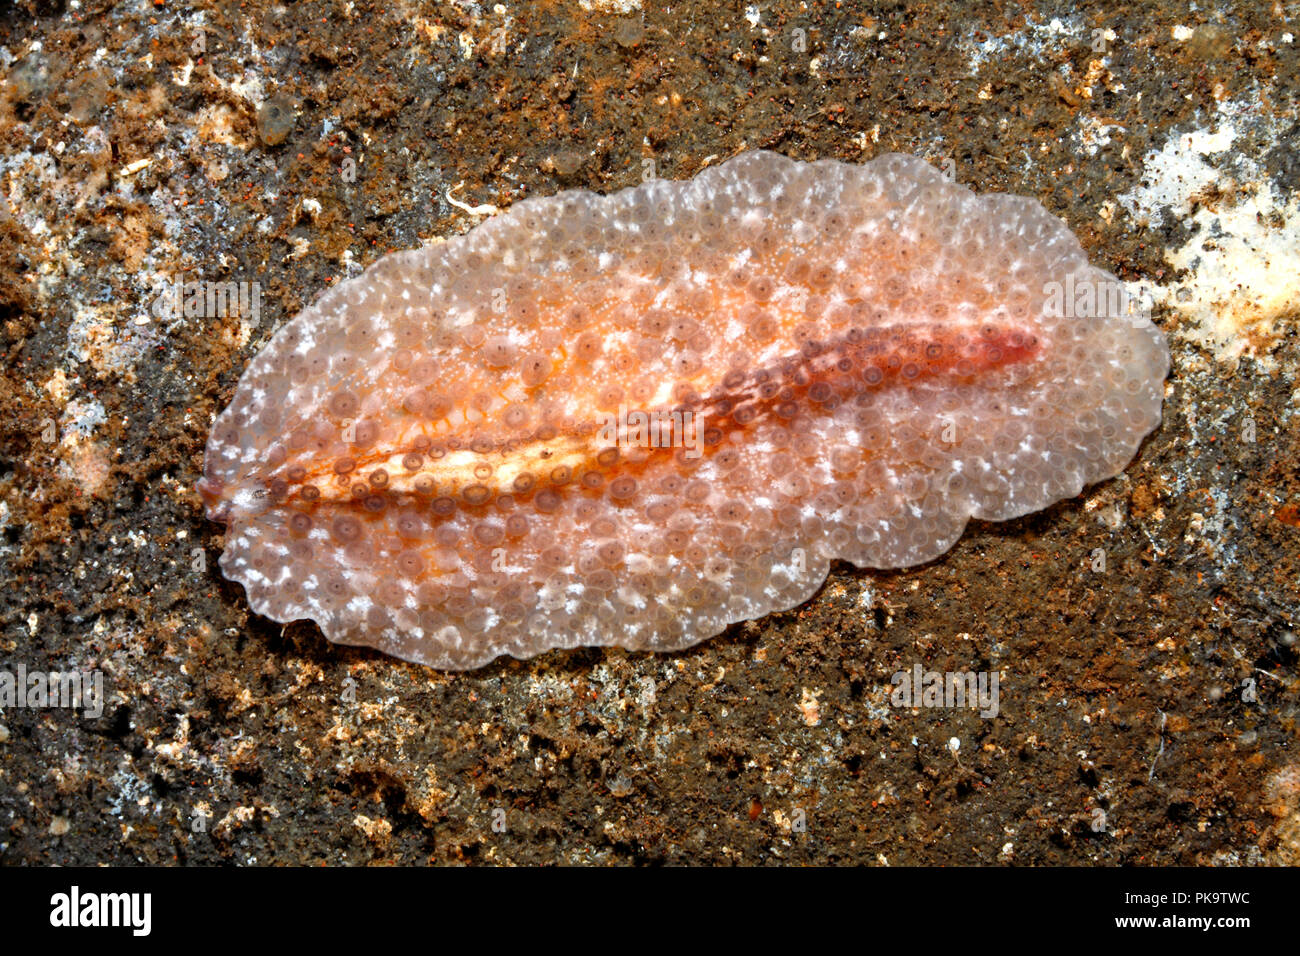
top-left (1274, 503), bottom-right (1300, 527)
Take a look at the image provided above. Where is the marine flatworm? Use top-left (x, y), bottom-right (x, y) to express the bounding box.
top-left (199, 151), bottom-right (1169, 669)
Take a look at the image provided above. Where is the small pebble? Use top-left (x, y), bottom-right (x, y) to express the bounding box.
top-left (257, 95), bottom-right (296, 146)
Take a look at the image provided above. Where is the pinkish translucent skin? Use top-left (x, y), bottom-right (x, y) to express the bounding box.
top-left (200, 151), bottom-right (1169, 669)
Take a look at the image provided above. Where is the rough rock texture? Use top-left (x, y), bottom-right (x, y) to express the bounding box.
top-left (0, 0), bottom-right (1296, 865)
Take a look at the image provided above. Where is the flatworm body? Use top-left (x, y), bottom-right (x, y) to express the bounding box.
top-left (199, 151), bottom-right (1169, 669)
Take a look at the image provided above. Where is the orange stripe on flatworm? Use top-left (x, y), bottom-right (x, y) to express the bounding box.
top-left (267, 321), bottom-right (1039, 512)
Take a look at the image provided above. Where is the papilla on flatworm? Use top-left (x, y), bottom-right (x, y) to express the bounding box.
top-left (198, 151), bottom-right (1169, 669)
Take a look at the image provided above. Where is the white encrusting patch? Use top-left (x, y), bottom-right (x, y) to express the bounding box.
top-left (1120, 98), bottom-right (1298, 366)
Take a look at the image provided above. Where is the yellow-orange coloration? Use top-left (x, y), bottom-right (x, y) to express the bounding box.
top-left (200, 151), bottom-right (1168, 669)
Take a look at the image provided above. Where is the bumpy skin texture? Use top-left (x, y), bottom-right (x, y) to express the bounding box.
top-left (198, 151), bottom-right (1169, 669)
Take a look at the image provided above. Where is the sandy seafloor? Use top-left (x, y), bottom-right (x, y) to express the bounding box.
top-left (0, 0), bottom-right (1297, 865)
